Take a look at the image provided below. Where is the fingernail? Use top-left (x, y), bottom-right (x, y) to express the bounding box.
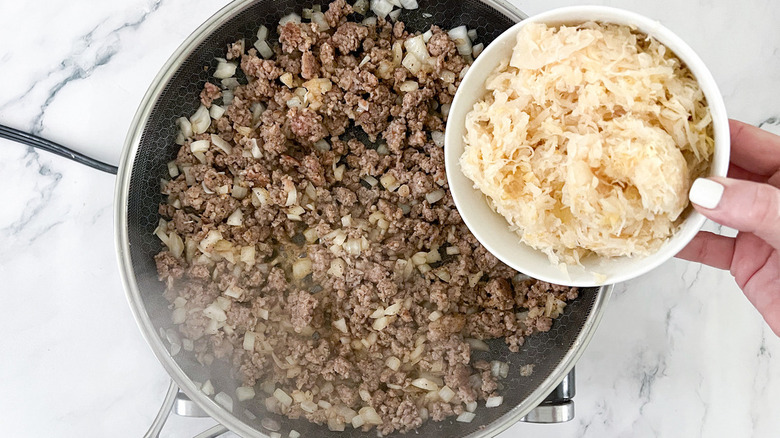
top-left (689, 178), bottom-right (724, 209)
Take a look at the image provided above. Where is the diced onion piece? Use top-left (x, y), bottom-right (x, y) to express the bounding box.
top-left (221, 77), bottom-right (240, 90)
top-left (400, 0), bottom-right (418, 9)
top-left (254, 39), bottom-right (274, 59)
top-left (359, 406), bottom-right (383, 425)
top-left (302, 8), bottom-right (312, 19)
top-left (499, 361), bottom-right (510, 378)
top-left (251, 187), bottom-right (270, 207)
top-left (172, 307), bottom-right (187, 324)
top-left (201, 380), bottom-right (215, 396)
top-left (363, 175), bottom-right (378, 187)
top-left (292, 258), bottom-right (313, 280)
top-left (236, 386), bottom-right (256, 401)
top-left (465, 337), bottom-right (490, 352)
top-left (386, 356), bottom-right (401, 371)
top-left (273, 388), bottom-right (293, 407)
top-left (279, 13), bottom-right (301, 26)
top-left (456, 411), bottom-right (476, 423)
top-left (491, 360), bottom-right (503, 377)
top-left (402, 53), bottom-right (422, 75)
top-left (426, 189), bottom-right (445, 204)
top-left (311, 12), bottom-right (329, 31)
top-left (344, 238), bottom-right (362, 255)
top-left (332, 317), bottom-right (348, 334)
top-left (214, 59), bottom-right (238, 79)
top-left (380, 174), bottom-right (400, 191)
top-left (210, 104), bottom-right (226, 120)
top-left (243, 331), bottom-right (256, 351)
top-left (428, 310), bottom-right (442, 321)
top-left (370, 0), bottom-right (394, 19)
top-left (256, 25), bottom-right (269, 41)
top-left (351, 414), bottom-right (365, 428)
top-left (226, 209), bottom-right (243, 226)
top-left (222, 89), bottom-right (234, 105)
top-left (215, 392), bottom-right (233, 412)
top-left (232, 184), bottom-right (248, 200)
top-left (445, 246), bottom-right (460, 255)
top-left (472, 42), bottom-right (484, 57)
top-left (422, 29), bottom-right (433, 43)
top-left (387, 0), bottom-right (401, 6)
top-left (300, 400), bottom-right (318, 413)
top-left (286, 96), bottom-right (303, 108)
top-left (388, 8), bottom-right (401, 21)
top-left (399, 80), bottom-right (418, 92)
top-left (328, 258), bottom-right (346, 277)
top-left (411, 378), bottom-right (439, 391)
top-left (176, 117), bottom-right (193, 139)
top-left (384, 302), bottom-right (401, 316)
top-left (448, 25), bottom-right (472, 56)
top-left (431, 131), bottom-right (445, 147)
top-left (204, 303), bottom-right (228, 322)
top-left (486, 395), bottom-right (503, 408)
top-left (303, 227), bottom-right (319, 243)
top-left (190, 105), bottom-right (211, 134)
top-left (289, 430), bottom-right (300, 438)
top-left (372, 316), bottom-right (390, 331)
top-left (468, 29), bottom-right (478, 41)
top-left (438, 386), bottom-right (456, 403)
top-left (199, 229), bottom-right (222, 252)
top-left (404, 35), bottom-right (429, 63)
top-left (440, 69), bottom-right (456, 83)
top-left (353, 0), bottom-right (369, 14)
top-left (167, 161), bottom-right (179, 178)
top-left (466, 401), bottom-right (478, 412)
top-left (314, 139), bottom-right (330, 151)
top-left (441, 103), bottom-right (451, 119)
top-left (269, 433), bottom-right (281, 438)
top-left (370, 307), bottom-right (385, 319)
top-left (459, 65), bottom-right (470, 79)
top-left (327, 419), bottom-right (345, 432)
top-left (362, 16), bottom-right (377, 26)
top-left (334, 164), bottom-right (345, 181)
top-left (224, 284), bottom-right (244, 299)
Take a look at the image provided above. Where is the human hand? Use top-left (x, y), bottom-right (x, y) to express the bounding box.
top-left (677, 119), bottom-right (780, 336)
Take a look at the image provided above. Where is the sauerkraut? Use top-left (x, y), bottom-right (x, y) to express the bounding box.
top-left (460, 22), bottom-right (714, 265)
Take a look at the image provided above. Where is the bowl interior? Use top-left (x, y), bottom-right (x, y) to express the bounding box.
top-left (445, 6), bottom-right (730, 287)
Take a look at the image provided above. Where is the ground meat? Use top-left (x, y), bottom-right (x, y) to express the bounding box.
top-left (155, 6), bottom-right (578, 434)
top-left (287, 290), bottom-right (318, 333)
top-left (199, 82), bottom-right (221, 108)
top-left (300, 51), bottom-right (320, 80)
top-left (288, 107), bottom-right (328, 144)
top-left (331, 22), bottom-right (369, 54)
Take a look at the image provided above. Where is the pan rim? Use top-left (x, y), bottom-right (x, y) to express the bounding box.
top-left (113, 0), bottom-right (612, 436)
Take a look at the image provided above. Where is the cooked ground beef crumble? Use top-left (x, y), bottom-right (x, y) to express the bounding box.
top-left (154, 1), bottom-right (578, 434)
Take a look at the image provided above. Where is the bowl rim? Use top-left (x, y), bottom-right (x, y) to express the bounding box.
top-left (445, 5), bottom-right (730, 287)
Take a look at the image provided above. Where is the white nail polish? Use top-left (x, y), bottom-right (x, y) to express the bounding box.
top-left (689, 178), bottom-right (724, 209)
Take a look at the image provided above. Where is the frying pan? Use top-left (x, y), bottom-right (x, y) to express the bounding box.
top-left (2, 0), bottom-right (612, 436)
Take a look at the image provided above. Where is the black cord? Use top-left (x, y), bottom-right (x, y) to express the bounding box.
top-left (0, 124), bottom-right (118, 175)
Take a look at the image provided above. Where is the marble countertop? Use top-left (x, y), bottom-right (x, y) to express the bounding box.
top-left (1, 0), bottom-right (778, 436)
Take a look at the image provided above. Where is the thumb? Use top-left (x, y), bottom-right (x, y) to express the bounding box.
top-left (689, 177), bottom-right (780, 249)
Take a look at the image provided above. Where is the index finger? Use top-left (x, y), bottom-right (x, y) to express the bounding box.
top-left (728, 119), bottom-right (780, 176)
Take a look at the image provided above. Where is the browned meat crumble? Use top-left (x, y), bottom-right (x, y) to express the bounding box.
top-left (154, 1), bottom-right (578, 434)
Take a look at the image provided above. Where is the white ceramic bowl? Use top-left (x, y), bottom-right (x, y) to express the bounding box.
top-left (445, 6), bottom-right (730, 287)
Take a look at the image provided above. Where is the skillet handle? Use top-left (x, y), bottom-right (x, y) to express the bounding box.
top-left (520, 368), bottom-right (576, 423)
top-left (144, 380), bottom-right (228, 438)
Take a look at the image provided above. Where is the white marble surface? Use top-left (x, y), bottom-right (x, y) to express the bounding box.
top-left (0, 0), bottom-right (778, 436)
